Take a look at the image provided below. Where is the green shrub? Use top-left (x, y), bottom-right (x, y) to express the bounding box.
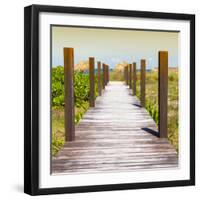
top-left (51, 66), bottom-right (98, 156)
top-left (52, 66), bottom-right (98, 109)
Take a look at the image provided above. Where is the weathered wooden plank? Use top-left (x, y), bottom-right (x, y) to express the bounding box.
top-left (61, 146), bottom-right (175, 153)
top-left (54, 155), bottom-right (178, 163)
top-left (74, 135), bottom-right (160, 140)
top-left (75, 125), bottom-right (157, 129)
top-left (53, 164), bottom-right (178, 174)
top-left (52, 82), bottom-right (178, 174)
top-left (53, 163), bottom-right (178, 173)
top-left (53, 159), bottom-right (178, 168)
top-left (56, 149), bottom-right (177, 158)
top-left (63, 48), bottom-right (75, 141)
top-left (56, 146), bottom-right (177, 157)
top-left (159, 51), bottom-right (168, 138)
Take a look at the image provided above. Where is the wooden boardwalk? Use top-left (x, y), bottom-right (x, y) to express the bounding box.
top-left (52, 82), bottom-right (178, 174)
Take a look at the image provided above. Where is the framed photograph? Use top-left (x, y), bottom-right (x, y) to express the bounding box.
top-left (24, 4), bottom-right (195, 195)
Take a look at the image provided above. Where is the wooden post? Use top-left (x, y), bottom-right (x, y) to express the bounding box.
top-left (97, 61), bottom-right (102, 96)
top-left (107, 65), bottom-right (109, 84)
top-left (124, 65), bottom-right (128, 85)
top-left (133, 62), bottom-right (137, 95)
top-left (124, 66), bottom-right (126, 83)
top-left (158, 51), bottom-right (168, 138)
top-left (89, 57), bottom-right (95, 107)
top-left (140, 59), bottom-right (146, 107)
top-left (102, 63), bottom-right (106, 89)
top-left (129, 64), bottom-right (133, 89)
top-left (105, 65), bottom-right (107, 86)
top-left (108, 65), bottom-right (110, 83)
top-left (64, 48), bottom-right (75, 141)
top-left (104, 64), bottom-right (107, 87)
top-left (106, 65), bottom-right (108, 85)
top-left (127, 64), bottom-right (130, 87)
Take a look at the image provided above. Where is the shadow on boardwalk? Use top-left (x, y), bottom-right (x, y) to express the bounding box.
top-left (52, 82), bottom-right (178, 174)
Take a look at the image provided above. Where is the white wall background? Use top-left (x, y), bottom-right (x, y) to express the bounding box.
top-left (0, 0), bottom-right (199, 199)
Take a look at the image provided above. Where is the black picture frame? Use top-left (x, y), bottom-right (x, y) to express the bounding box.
top-left (24, 4), bottom-right (195, 196)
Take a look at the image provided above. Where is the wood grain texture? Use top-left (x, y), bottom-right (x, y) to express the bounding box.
top-left (52, 82), bottom-right (178, 174)
top-left (106, 65), bottom-right (109, 85)
top-left (124, 65), bottom-right (128, 85)
top-left (107, 65), bottom-right (110, 83)
top-left (97, 61), bottom-right (102, 96)
top-left (129, 64), bottom-right (133, 89)
top-left (133, 62), bottom-right (137, 96)
top-left (89, 57), bottom-right (95, 107)
top-left (105, 65), bottom-right (108, 85)
top-left (63, 48), bottom-right (75, 141)
top-left (102, 63), bottom-right (106, 89)
top-left (158, 51), bottom-right (168, 138)
top-left (140, 59), bottom-right (146, 107)
top-left (106, 65), bottom-right (109, 84)
top-left (127, 64), bottom-right (130, 86)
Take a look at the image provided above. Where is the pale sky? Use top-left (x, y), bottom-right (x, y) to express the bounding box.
top-left (52, 26), bottom-right (178, 69)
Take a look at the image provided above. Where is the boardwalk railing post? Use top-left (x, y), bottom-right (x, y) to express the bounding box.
top-left (97, 61), bottom-right (102, 96)
top-left (127, 65), bottom-right (130, 85)
top-left (102, 63), bottom-right (105, 89)
top-left (105, 65), bottom-right (108, 86)
top-left (124, 65), bottom-right (128, 85)
top-left (128, 64), bottom-right (130, 87)
top-left (89, 57), bottom-right (95, 107)
top-left (158, 51), bottom-right (168, 138)
top-left (133, 62), bottom-right (137, 95)
top-left (64, 48), bottom-right (75, 141)
top-left (129, 64), bottom-right (133, 89)
top-left (108, 65), bottom-right (109, 83)
top-left (124, 66), bottom-right (126, 83)
top-left (106, 64), bottom-right (109, 85)
top-left (103, 63), bottom-right (106, 88)
top-left (106, 65), bottom-right (109, 84)
top-left (126, 65), bottom-right (128, 85)
top-left (140, 59), bottom-right (146, 107)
